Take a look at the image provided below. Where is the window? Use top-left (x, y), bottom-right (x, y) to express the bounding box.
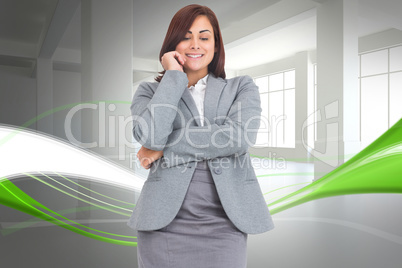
top-left (254, 70), bottom-right (295, 148)
top-left (359, 45), bottom-right (402, 148)
top-left (307, 64), bottom-right (317, 149)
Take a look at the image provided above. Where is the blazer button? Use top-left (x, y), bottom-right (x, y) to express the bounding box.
top-left (213, 167), bottom-right (222, 175)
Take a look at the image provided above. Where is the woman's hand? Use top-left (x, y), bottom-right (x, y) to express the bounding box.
top-left (161, 51), bottom-right (186, 72)
top-left (137, 146), bottom-right (164, 169)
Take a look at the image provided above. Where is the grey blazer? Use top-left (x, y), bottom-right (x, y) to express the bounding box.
top-left (127, 70), bottom-right (274, 234)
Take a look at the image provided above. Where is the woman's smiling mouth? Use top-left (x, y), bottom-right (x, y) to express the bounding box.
top-left (186, 54), bottom-right (203, 58)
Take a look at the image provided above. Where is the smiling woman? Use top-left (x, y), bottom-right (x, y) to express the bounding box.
top-left (155, 5), bottom-right (226, 85)
top-left (128, 4), bottom-right (274, 268)
top-left (174, 15), bottom-right (217, 86)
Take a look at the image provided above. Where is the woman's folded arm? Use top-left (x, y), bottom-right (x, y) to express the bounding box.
top-left (131, 70), bottom-right (188, 151)
top-left (162, 76), bottom-right (262, 167)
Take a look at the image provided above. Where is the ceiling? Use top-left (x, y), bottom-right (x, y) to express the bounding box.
top-left (0, 0), bottom-right (58, 45)
top-left (0, 0), bottom-right (401, 76)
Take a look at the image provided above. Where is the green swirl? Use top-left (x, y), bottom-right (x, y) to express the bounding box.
top-left (0, 116), bottom-right (401, 246)
top-left (267, 118), bottom-right (402, 214)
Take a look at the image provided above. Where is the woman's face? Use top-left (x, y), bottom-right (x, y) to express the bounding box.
top-left (175, 15), bottom-right (216, 77)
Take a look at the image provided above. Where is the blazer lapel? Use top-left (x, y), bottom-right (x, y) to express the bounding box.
top-left (179, 73), bottom-right (226, 127)
top-left (203, 74), bottom-right (226, 126)
top-left (181, 88), bottom-right (202, 126)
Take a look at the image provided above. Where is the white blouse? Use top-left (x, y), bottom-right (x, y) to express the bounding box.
top-left (187, 74), bottom-right (209, 127)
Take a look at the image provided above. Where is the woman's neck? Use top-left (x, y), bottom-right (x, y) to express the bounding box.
top-left (186, 70), bottom-right (208, 87)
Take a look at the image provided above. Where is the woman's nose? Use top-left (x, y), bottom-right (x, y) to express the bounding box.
top-left (190, 38), bottom-right (199, 49)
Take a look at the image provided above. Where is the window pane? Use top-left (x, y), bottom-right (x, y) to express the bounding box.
top-left (390, 46), bottom-right (402, 72)
top-left (312, 65), bottom-right (317, 147)
top-left (307, 84), bottom-right (316, 149)
top-left (361, 50), bottom-right (388, 76)
top-left (254, 70), bottom-right (296, 148)
top-left (284, 70), bottom-right (295, 89)
top-left (269, 73), bottom-right (283, 92)
top-left (284, 89), bottom-right (295, 148)
top-left (256, 93), bottom-right (269, 146)
top-left (390, 72), bottom-right (402, 126)
top-left (314, 85), bottom-right (317, 143)
top-left (255, 76), bottom-right (268, 93)
top-left (269, 91), bottom-right (284, 147)
top-left (314, 64), bottom-right (317, 85)
top-left (361, 75), bottom-right (388, 148)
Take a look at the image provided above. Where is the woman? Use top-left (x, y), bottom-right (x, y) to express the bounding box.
top-left (128, 4), bottom-right (274, 268)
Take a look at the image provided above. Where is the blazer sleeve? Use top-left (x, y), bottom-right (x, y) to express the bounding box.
top-left (131, 70), bottom-right (188, 151)
top-left (161, 75), bottom-right (262, 167)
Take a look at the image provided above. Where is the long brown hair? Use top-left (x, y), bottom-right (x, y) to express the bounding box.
top-left (155, 4), bottom-right (225, 82)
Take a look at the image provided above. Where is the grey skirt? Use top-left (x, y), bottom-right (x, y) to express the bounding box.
top-left (137, 160), bottom-right (248, 268)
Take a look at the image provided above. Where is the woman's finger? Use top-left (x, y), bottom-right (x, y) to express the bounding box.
top-left (172, 51), bottom-right (186, 65)
top-left (140, 157), bottom-right (151, 169)
top-left (137, 146), bottom-right (163, 169)
top-left (161, 51), bottom-right (185, 71)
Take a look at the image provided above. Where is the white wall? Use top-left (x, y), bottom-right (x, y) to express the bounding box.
top-left (53, 70), bottom-right (82, 142)
top-left (0, 69), bottom-right (37, 130)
